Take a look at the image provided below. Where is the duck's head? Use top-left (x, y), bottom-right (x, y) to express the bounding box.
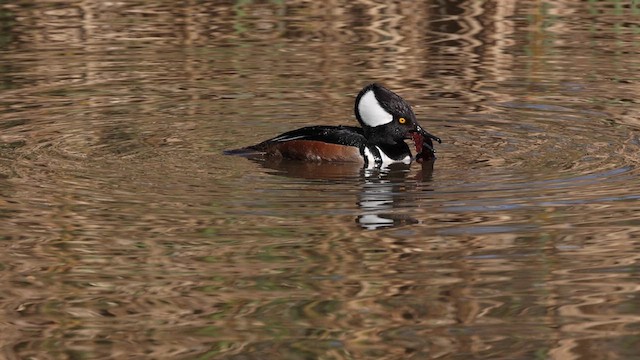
top-left (354, 83), bottom-right (441, 159)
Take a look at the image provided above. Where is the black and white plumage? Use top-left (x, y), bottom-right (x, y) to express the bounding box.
top-left (226, 83), bottom-right (441, 167)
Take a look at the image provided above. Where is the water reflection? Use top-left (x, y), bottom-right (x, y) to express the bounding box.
top-left (357, 165), bottom-right (429, 230)
top-left (250, 156), bottom-right (436, 230)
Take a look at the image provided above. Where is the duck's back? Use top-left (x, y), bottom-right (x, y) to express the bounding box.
top-left (239, 125), bottom-right (367, 162)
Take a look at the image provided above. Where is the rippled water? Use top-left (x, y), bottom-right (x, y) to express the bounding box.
top-left (1, 1), bottom-right (640, 359)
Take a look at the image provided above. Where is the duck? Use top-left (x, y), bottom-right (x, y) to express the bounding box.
top-left (226, 83), bottom-right (440, 167)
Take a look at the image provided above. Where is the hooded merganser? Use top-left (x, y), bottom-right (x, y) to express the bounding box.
top-left (227, 83), bottom-right (441, 167)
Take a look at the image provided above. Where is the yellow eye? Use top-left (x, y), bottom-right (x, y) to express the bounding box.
top-left (398, 117), bottom-right (406, 124)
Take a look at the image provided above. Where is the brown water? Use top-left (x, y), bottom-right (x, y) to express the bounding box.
top-left (1, 1), bottom-right (640, 359)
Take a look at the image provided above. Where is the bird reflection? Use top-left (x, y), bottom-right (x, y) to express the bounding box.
top-left (357, 162), bottom-right (433, 229)
top-left (246, 155), bottom-right (434, 230)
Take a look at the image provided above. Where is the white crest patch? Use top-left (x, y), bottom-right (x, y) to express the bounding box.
top-left (358, 90), bottom-right (393, 127)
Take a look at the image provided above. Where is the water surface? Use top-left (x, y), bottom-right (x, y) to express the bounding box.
top-left (1, 1), bottom-right (640, 359)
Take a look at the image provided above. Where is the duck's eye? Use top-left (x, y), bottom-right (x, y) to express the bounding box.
top-left (398, 117), bottom-right (407, 124)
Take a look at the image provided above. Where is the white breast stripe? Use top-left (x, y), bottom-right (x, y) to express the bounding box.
top-left (376, 146), bottom-right (411, 165)
top-left (358, 90), bottom-right (393, 127)
top-left (363, 147), bottom-right (376, 169)
top-left (363, 146), bottom-right (411, 168)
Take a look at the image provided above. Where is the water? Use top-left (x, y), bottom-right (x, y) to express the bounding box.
top-left (1, 1), bottom-right (640, 359)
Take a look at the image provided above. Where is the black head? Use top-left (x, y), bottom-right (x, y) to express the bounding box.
top-left (354, 83), bottom-right (440, 149)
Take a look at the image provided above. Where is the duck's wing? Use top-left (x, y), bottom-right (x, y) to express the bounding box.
top-left (248, 125), bottom-right (365, 150)
top-left (224, 126), bottom-right (367, 162)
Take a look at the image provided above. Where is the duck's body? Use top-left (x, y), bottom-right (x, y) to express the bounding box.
top-left (246, 125), bottom-right (417, 165)
top-left (228, 84), bottom-right (440, 167)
